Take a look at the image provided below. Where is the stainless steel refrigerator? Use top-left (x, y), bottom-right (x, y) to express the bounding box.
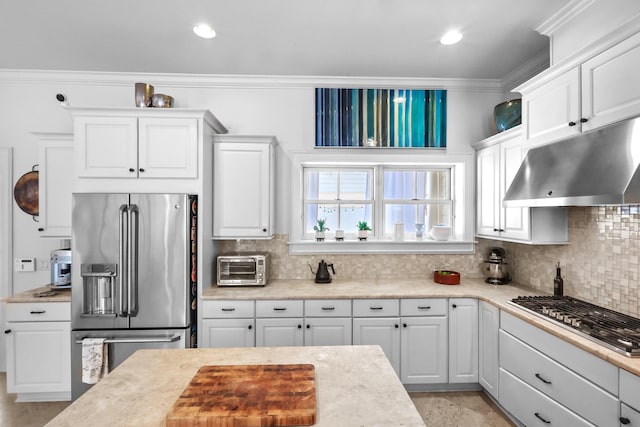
top-left (70, 193), bottom-right (197, 399)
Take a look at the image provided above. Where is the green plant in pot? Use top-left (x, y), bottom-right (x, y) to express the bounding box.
top-left (314, 218), bottom-right (329, 241)
top-left (356, 221), bottom-right (371, 241)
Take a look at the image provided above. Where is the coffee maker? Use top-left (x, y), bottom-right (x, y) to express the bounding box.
top-left (50, 249), bottom-right (72, 287)
top-left (483, 247), bottom-right (511, 285)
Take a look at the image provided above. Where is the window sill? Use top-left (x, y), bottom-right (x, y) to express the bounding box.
top-left (287, 239), bottom-right (475, 255)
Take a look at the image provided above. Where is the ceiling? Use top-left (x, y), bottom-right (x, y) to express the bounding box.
top-left (0, 0), bottom-right (572, 79)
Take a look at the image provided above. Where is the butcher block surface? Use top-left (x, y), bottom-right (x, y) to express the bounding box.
top-left (166, 364), bottom-right (317, 427)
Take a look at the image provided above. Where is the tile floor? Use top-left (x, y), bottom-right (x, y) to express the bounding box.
top-left (0, 373), bottom-right (514, 427)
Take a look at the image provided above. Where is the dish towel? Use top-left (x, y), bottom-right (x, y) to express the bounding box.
top-left (81, 338), bottom-right (109, 384)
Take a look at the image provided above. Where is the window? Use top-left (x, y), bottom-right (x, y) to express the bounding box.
top-left (291, 151), bottom-right (474, 254)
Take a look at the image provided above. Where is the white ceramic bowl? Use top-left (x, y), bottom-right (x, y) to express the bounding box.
top-left (430, 225), bottom-right (451, 241)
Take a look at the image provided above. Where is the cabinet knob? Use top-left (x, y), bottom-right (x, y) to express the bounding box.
top-left (452, 304), bottom-right (457, 308)
top-left (248, 325), bottom-right (252, 330)
top-left (297, 324), bottom-right (302, 329)
top-left (129, 168), bottom-right (135, 173)
top-left (620, 417), bottom-right (631, 425)
top-left (580, 117), bottom-right (589, 123)
top-left (4, 329), bottom-right (10, 334)
top-left (394, 324), bottom-right (399, 328)
top-left (568, 121), bottom-right (577, 127)
top-left (139, 168), bottom-right (145, 173)
top-left (306, 324), bottom-right (311, 329)
top-left (402, 323), bottom-right (407, 328)
top-left (262, 228), bottom-right (267, 233)
top-left (38, 227), bottom-right (44, 232)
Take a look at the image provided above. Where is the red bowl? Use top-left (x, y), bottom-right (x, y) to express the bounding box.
top-left (433, 270), bottom-right (460, 285)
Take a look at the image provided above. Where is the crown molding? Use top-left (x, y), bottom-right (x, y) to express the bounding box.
top-left (0, 69), bottom-right (503, 93)
top-left (501, 48), bottom-right (550, 94)
top-left (536, 0), bottom-right (596, 36)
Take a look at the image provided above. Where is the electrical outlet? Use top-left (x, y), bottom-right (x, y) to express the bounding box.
top-left (14, 257), bottom-right (36, 272)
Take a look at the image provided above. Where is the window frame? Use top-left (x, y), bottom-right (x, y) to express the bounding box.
top-left (290, 150), bottom-right (475, 254)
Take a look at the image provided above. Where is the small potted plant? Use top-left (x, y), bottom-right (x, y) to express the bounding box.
top-left (356, 221), bottom-right (372, 241)
top-left (314, 218), bottom-right (329, 241)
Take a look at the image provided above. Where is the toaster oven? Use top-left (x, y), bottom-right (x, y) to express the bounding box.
top-left (217, 254), bottom-right (270, 286)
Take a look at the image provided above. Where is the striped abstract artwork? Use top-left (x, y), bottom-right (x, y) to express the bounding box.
top-left (315, 88), bottom-right (446, 148)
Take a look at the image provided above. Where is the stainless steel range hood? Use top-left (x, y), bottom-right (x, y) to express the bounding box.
top-left (503, 116), bottom-right (640, 207)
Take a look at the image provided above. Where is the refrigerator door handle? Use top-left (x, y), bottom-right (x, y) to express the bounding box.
top-left (128, 204), bottom-right (139, 317)
top-left (74, 334), bottom-right (182, 344)
top-left (118, 204), bottom-right (129, 317)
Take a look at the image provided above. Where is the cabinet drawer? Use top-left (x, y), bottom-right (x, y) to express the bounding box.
top-left (500, 330), bottom-right (617, 427)
top-left (305, 299), bottom-right (351, 317)
top-left (501, 311), bottom-right (618, 394)
top-left (499, 368), bottom-right (594, 427)
top-left (400, 298), bottom-right (447, 316)
top-left (353, 299), bottom-right (399, 317)
top-left (622, 403), bottom-right (640, 426)
top-left (621, 369), bottom-right (640, 412)
top-left (202, 300), bottom-right (255, 318)
top-left (6, 302), bottom-right (70, 322)
top-left (256, 300), bottom-right (303, 317)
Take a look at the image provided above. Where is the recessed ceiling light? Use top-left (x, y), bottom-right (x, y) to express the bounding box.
top-left (440, 30), bottom-right (463, 45)
top-left (193, 23), bottom-right (216, 39)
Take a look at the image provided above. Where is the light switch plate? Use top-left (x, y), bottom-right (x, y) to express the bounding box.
top-left (14, 257), bottom-right (36, 272)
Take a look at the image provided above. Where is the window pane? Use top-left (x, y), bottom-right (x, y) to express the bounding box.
top-left (384, 204), bottom-right (451, 235)
top-left (418, 170), bottom-right (449, 200)
top-left (340, 204), bottom-right (372, 231)
top-left (305, 204), bottom-right (338, 232)
top-left (339, 171), bottom-right (371, 200)
top-left (305, 170), bottom-right (339, 199)
top-left (383, 171), bottom-right (415, 199)
top-left (306, 203), bottom-right (372, 233)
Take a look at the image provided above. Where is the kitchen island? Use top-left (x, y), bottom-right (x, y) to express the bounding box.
top-left (45, 345), bottom-right (425, 427)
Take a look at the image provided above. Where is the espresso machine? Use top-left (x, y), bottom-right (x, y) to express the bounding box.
top-left (50, 249), bottom-right (72, 287)
top-left (483, 247), bottom-right (511, 284)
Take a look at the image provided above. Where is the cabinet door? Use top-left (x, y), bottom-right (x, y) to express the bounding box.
top-left (478, 301), bottom-right (499, 399)
top-left (5, 321), bottom-right (71, 394)
top-left (255, 318), bottom-right (303, 347)
top-left (201, 318), bottom-right (255, 348)
top-left (74, 116), bottom-right (138, 178)
top-left (304, 317), bottom-right (352, 346)
top-left (500, 137), bottom-right (529, 240)
top-left (400, 316), bottom-right (447, 384)
top-left (523, 67), bottom-right (581, 146)
top-left (449, 298), bottom-right (478, 383)
top-left (213, 142), bottom-right (273, 238)
top-left (582, 31), bottom-right (640, 132)
top-left (38, 136), bottom-right (73, 237)
top-left (476, 144), bottom-right (500, 237)
top-left (138, 118), bottom-right (198, 178)
top-left (353, 317), bottom-right (400, 375)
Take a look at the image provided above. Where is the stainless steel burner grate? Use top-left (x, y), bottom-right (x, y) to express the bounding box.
top-left (510, 295), bottom-right (640, 357)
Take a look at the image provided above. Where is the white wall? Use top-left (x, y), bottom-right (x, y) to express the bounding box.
top-left (0, 71), bottom-right (504, 293)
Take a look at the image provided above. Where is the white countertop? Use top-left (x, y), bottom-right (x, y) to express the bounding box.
top-left (45, 345), bottom-right (425, 427)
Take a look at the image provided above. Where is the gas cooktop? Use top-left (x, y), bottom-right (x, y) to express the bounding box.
top-left (510, 295), bottom-right (640, 358)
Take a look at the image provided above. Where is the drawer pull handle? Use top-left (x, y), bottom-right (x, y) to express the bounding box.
top-left (535, 373), bottom-right (552, 384)
top-left (534, 412), bottom-right (550, 424)
top-left (30, 310), bottom-right (46, 314)
top-left (321, 307), bottom-right (335, 311)
top-left (418, 306), bottom-right (431, 310)
top-left (273, 307), bottom-right (287, 311)
top-left (221, 308), bottom-right (236, 312)
top-left (620, 417), bottom-right (631, 425)
top-left (370, 306), bottom-right (383, 310)
top-left (4, 329), bottom-right (11, 334)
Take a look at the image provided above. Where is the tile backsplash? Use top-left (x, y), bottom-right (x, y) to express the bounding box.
top-left (219, 206), bottom-right (640, 317)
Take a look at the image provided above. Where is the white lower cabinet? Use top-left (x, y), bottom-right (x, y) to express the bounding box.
top-left (304, 299), bottom-right (352, 346)
top-left (255, 300), bottom-right (304, 347)
top-left (499, 311), bottom-right (619, 427)
top-left (621, 369), bottom-right (640, 426)
top-left (200, 300), bottom-right (255, 348)
top-left (500, 368), bottom-right (594, 427)
top-left (400, 299), bottom-right (448, 384)
top-left (448, 298), bottom-right (478, 383)
top-left (478, 301), bottom-right (499, 399)
top-left (4, 302), bottom-right (71, 401)
top-left (353, 299), bottom-right (401, 375)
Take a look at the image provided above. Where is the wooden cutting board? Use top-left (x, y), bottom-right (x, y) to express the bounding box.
top-left (166, 364), bottom-right (316, 427)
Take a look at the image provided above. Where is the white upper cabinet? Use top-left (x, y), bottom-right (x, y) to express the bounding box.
top-left (36, 133), bottom-right (73, 237)
top-left (518, 31), bottom-right (640, 147)
top-left (473, 127), bottom-right (568, 244)
top-left (74, 115), bottom-right (197, 179)
top-left (212, 135), bottom-right (277, 239)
